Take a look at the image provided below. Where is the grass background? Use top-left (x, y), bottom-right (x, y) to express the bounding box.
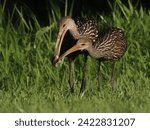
top-left (0, 0), bottom-right (150, 112)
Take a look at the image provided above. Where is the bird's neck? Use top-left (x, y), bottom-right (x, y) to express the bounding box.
top-left (69, 25), bottom-right (81, 40)
top-left (87, 44), bottom-right (103, 59)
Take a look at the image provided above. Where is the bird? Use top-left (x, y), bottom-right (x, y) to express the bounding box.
top-left (52, 16), bottom-right (99, 93)
top-left (57, 27), bottom-right (127, 92)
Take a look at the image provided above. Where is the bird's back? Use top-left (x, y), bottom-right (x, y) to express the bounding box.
top-left (92, 27), bottom-right (127, 60)
top-left (76, 18), bottom-right (99, 42)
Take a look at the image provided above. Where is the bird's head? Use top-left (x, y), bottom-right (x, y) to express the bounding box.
top-left (52, 16), bottom-right (77, 66)
top-left (56, 38), bottom-right (91, 64)
top-left (59, 16), bottom-right (77, 32)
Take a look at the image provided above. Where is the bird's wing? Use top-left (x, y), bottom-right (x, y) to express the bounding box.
top-left (93, 28), bottom-right (127, 60)
top-left (75, 18), bottom-right (99, 42)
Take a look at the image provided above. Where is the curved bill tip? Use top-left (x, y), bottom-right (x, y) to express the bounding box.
top-left (51, 55), bottom-right (60, 67)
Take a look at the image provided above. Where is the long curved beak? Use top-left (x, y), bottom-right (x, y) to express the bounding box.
top-left (52, 28), bottom-right (67, 66)
top-left (59, 43), bottom-right (82, 62)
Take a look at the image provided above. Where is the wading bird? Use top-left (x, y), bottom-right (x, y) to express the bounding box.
top-left (52, 16), bottom-right (98, 93)
top-left (57, 27), bottom-right (127, 92)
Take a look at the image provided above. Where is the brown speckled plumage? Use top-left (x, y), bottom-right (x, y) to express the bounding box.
top-left (59, 27), bottom-right (127, 92)
top-left (90, 27), bottom-right (127, 60)
top-left (76, 18), bottom-right (99, 42)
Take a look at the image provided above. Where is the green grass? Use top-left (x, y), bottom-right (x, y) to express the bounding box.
top-left (0, 0), bottom-right (150, 112)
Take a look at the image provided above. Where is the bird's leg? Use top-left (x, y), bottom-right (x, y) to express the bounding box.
top-left (111, 61), bottom-right (115, 92)
top-left (97, 61), bottom-right (101, 92)
top-left (68, 59), bottom-right (74, 93)
top-left (80, 55), bottom-right (88, 94)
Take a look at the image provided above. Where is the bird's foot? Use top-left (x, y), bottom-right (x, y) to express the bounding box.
top-left (97, 87), bottom-right (101, 93)
top-left (69, 79), bottom-right (74, 94)
top-left (80, 78), bottom-right (86, 94)
top-left (70, 86), bottom-right (74, 93)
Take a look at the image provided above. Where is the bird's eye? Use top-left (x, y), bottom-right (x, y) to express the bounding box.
top-left (62, 24), bottom-right (66, 28)
top-left (81, 43), bottom-right (85, 46)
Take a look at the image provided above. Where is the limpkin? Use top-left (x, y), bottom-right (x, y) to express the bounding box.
top-left (52, 16), bottom-right (98, 93)
top-left (57, 27), bottom-right (127, 91)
